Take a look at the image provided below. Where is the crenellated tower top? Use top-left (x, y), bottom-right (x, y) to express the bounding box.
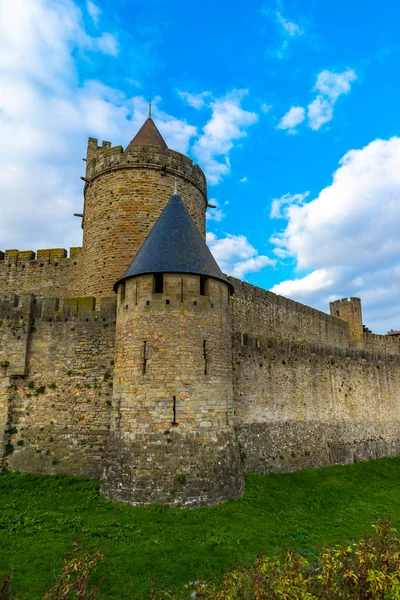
top-left (79, 116), bottom-right (208, 299)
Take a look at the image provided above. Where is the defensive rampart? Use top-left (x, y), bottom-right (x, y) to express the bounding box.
top-left (234, 334), bottom-right (400, 473)
top-left (0, 248), bottom-right (82, 298)
top-left (0, 293), bottom-right (116, 477)
top-left (364, 332), bottom-right (400, 355)
top-left (229, 278), bottom-right (349, 347)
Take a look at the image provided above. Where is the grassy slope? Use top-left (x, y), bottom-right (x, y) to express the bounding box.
top-left (1, 457), bottom-right (400, 599)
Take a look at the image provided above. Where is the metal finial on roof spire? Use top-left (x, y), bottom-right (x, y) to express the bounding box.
top-left (148, 87), bottom-right (152, 118)
top-left (174, 178), bottom-right (178, 194)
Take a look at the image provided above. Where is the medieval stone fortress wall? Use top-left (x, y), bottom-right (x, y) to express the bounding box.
top-left (1, 114), bottom-right (399, 507)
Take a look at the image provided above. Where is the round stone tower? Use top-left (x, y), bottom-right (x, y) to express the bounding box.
top-left (79, 115), bottom-right (207, 298)
top-left (101, 191), bottom-right (243, 507)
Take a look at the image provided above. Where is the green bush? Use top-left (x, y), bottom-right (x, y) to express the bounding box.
top-left (180, 519), bottom-right (400, 600)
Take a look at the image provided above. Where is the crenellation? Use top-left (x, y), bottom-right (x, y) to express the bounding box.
top-left (85, 143), bottom-right (207, 196)
top-left (230, 277), bottom-right (349, 347)
top-left (0, 247), bottom-right (82, 298)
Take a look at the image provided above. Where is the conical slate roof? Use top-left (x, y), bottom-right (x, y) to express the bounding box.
top-left (126, 117), bottom-right (168, 151)
top-left (114, 193), bottom-right (232, 292)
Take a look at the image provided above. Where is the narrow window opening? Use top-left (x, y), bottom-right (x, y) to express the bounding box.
top-left (142, 341), bottom-right (147, 375)
top-left (166, 299), bottom-right (170, 305)
top-left (243, 333), bottom-right (249, 346)
top-left (153, 273), bottom-right (164, 294)
top-left (203, 340), bottom-right (208, 375)
top-left (180, 278), bottom-right (184, 303)
top-left (172, 396), bottom-right (177, 425)
top-left (193, 301), bottom-right (197, 306)
top-left (336, 310), bottom-right (340, 316)
top-left (119, 281), bottom-right (126, 302)
top-left (135, 281), bottom-right (138, 306)
top-left (200, 276), bottom-right (209, 296)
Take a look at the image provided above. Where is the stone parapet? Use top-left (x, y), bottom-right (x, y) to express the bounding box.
top-left (0, 248), bottom-right (82, 298)
top-left (230, 277), bottom-right (349, 348)
top-left (85, 139), bottom-right (207, 196)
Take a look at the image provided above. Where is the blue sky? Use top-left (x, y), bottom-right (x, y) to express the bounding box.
top-left (1, 0), bottom-right (400, 332)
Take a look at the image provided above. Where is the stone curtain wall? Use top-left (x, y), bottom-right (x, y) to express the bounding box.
top-left (0, 293), bottom-right (116, 477)
top-left (234, 335), bottom-right (400, 474)
top-left (80, 141), bottom-right (207, 298)
top-left (102, 274), bottom-right (243, 507)
top-left (229, 278), bottom-right (349, 347)
top-left (0, 248), bottom-right (82, 299)
top-left (364, 333), bottom-right (400, 355)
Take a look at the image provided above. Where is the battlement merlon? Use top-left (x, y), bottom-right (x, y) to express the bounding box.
top-left (84, 138), bottom-right (207, 198)
top-left (0, 248), bottom-right (82, 264)
top-left (0, 293), bottom-right (116, 323)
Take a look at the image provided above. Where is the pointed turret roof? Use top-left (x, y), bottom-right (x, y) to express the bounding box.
top-left (126, 117), bottom-right (168, 151)
top-left (114, 193), bottom-right (232, 292)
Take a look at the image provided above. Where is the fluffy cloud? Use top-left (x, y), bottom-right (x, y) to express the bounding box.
top-left (207, 232), bottom-right (275, 280)
top-left (278, 69), bottom-right (357, 133)
top-left (178, 91), bottom-right (212, 110)
top-left (206, 198), bottom-right (226, 223)
top-left (277, 106), bottom-right (306, 133)
top-left (262, 1), bottom-right (304, 58)
top-left (0, 0), bottom-right (197, 251)
top-left (270, 191), bottom-right (310, 219)
top-left (86, 0), bottom-right (100, 25)
top-left (270, 137), bottom-right (400, 332)
top-left (275, 11), bottom-right (303, 37)
top-left (308, 69), bottom-right (357, 130)
top-left (185, 89), bottom-right (258, 185)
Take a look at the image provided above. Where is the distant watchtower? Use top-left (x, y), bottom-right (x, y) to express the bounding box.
top-left (79, 114), bottom-right (207, 298)
top-left (101, 190), bottom-right (243, 507)
top-left (330, 297), bottom-right (364, 348)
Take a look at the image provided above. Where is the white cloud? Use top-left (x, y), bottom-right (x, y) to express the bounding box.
top-left (0, 0), bottom-right (259, 255)
top-left (261, 103), bottom-right (272, 114)
top-left (192, 89), bottom-right (258, 185)
top-left (277, 106), bottom-right (305, 133)
top-left (270, 191), bottom-right (310, 219)
top-left (307, 69), bottom-right (357, 131)
top-left (314, 69), bottom-right (357, 101)
top-left (207, 232), bottom-right (275, 279)
top-left (307, 96), bottom-right (333, 131)
top-left (0, 0), bottom-right (196, 251)
top-left (95, 32), bottom-right (119, 57)
top-left (206, 198), bottom-right (226, 222)
top-left (178, 91), bottom-right (212, 110)
top-left (276, 11), bottom-right (303, 36)
top-left (278, 68), bottom-right (357, 134)
top-left (86, 0), bottom-right (100, 25)
top-left (262, 1), bottom-right (304, 58)
top-left (271, 269), bottom-right (336, 298)
top-left (270, 137), bottom-right (400, 332)
top-left (240, 177), bottom-right (248, 183)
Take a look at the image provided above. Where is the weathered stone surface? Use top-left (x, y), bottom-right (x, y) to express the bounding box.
top-left (233, 334), bottom-right (400, 473)
top-left (0, 294), bottom-right (116, 477)
top-left (1, 124), bottom-right (400, 508)
top-left (79, 142), bottom-right (207, 299)
top-left (101, 274), bottom-right (243, 506)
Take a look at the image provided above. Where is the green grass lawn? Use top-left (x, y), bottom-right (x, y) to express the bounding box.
top-left (1, 457), bottom-right (400, 599)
